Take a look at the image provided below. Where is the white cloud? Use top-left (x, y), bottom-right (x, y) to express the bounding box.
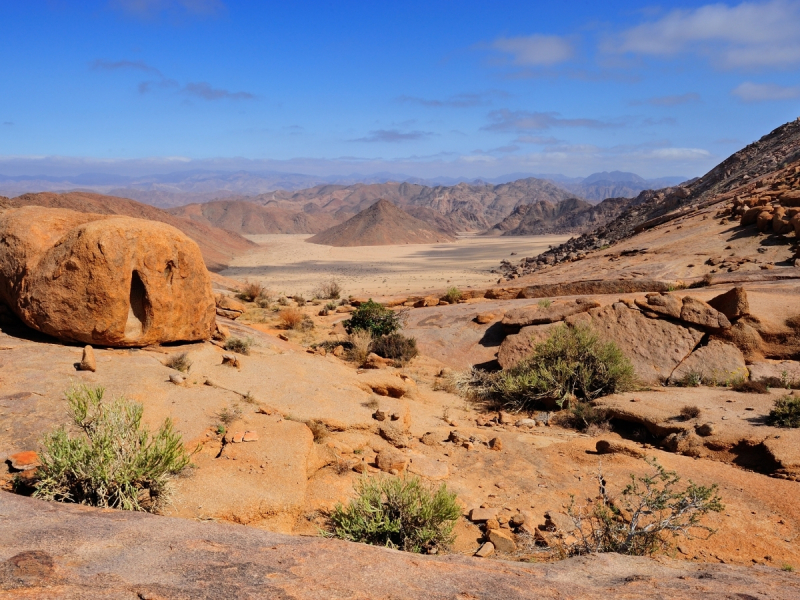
top-left (648, 148), bottom-right (711, 160)
top-left (482, 109), bottom-right (618, 132)
top-left (492, 35), bottom-right (574, 66)
top-left (609, 0), bottom-right (800, 68)
top-left (732, 81), bottom-right (800, 101)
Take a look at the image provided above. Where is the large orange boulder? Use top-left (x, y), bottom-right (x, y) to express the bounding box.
top-left (0, 206), bottom-right (215, 346)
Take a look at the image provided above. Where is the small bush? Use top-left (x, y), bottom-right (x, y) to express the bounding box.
top-left (370, 333), bottom-right (418, 364)
top-left (326, 476), bottom-right (460, 553)
top-left (32, 386), bottom-right (190, 512)
top-left (767, 395), bottom-right (800, 428)
top-left (344, 300), bottom-right (401, 337)
top-left (292, 294), bottom-right (306, 305)
top-left (679, 405), bottom-right (702, 420)
top-left (564, 401), bottom-right (610, 432)
top-left (538, 298), bottom-right (552, 308)
top-left (237, 280), bottom-right (266, 302)
top-left (256, 297), bottom-right (272, 309)
top-left (444, 287), bottom-right (462, 304)
top-left (165, 352), bottom-right (192, 373)
top-left (216, 404), bottom-right (242, 426)
top-left (490, 323), bottom-right (635, 410)
top-left (348, 330), bottom-right (373, 365)
top-left (679, 372), bottom-right (702, 388)
top-left (279, 307), bottom-right (304, 329)
top-left (315, 280), bottom-right (342, 300)
top-left (564, 458), bottom-right (723, 557)
top-left (224, 336), bottom-right (253, 355)
top-left (732, 379), bottom-right (770, 394)
top-left (306, 419), bottom-right (329, 443)
top-left (277, 296), bottom-right (290, 306)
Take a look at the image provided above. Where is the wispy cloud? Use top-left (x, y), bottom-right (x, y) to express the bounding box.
top-left (2, 122), bottom-right (12, 126)
top-left (397, 90), bottom-right (508, 108)
top-left (492, 34), bottom-right (575, 66)
top-left (482, 109), bottom-right (618, 132)
top-left (109, 0), bottom-right (226, 19)
top-left (630, 93), bottom-right (701, 106)
top-left (607, 0), bottom-right (800, 69)
top-left (91, 59), bottom-right (163, 75)
top-left (514, 135), bottom-right (562, 145)
top-left (350, 129), bottom-right (433, 143)
top-left (732, 81), bottom-right (800, 101)
top-left (182, 81), bottom-right (254, 100)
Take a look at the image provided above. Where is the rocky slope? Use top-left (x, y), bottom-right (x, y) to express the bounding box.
top-left (513, 118), bottom-right (800, 272)
top-left (2, 492), bottom-right (798, 599)
top-left (4, 192), bottom-right (255, 271)
top-left (486, 197), bottom-right (631, 236)
top-left (307, 199), bottom-right (457, 246)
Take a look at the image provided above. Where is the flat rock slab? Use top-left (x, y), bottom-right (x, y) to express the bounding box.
top-left (497, 323), bottom-right (560, 370)
top-left (501, 298), bottom-right (600, 329)
top-left (1, 493), bottom-right (798, 599)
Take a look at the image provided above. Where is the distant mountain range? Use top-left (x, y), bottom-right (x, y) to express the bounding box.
top-left (0, 169), bottom-right (687, 208)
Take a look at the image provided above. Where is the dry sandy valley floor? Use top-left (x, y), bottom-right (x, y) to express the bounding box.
top-left (221, 233), bottom-right (570, 298)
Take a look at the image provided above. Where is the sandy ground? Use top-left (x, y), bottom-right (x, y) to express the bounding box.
top-left (221, 233), bottom-right (570, 298)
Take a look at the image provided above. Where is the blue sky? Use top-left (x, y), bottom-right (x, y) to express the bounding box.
top-left (1, 0), bottom-right (799, 179)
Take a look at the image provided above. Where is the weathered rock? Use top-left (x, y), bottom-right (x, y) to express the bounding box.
top-left (487, 528), bottom-right (517, 553)
top-left (573, 303), bottom-right (705, 384)
top-left (695, 423), bottom-right (715, 437)
top-left (708, 287), bottom-right (750, 320)
top-left (748, 360), bottom-right (800, 383)
top-left (501, 298), bottom-right (600, 330)
top-left (217, 296), bottom-right (246, 313)
top-left (7, 451), bottom-right (40, 471)
top-left (710, 320), bottom-right (765, 362)
top-left (475, 312), bottom-right (497, 324)
top-left (469, 507), bottom-right (499, 522)
top-left (0, 207), bottom-right (215, 347)
top-left (474, 542), bottom-right (495, 557)
top-left (375, 450), bottom-right (408, 473)
top-left (497, 322), bottom-right (559, 370)
top-left (332, 345), bottom-right (345, 357)
top-left (680, 296), bottom-right (731, 329)
top-left (77, 345), bottom-right (96, 372)
top-left (595, 439), bottom-right (644, 458)
top-left (634, 293), bottom-right (682, 319)
top-left (741, 206), bottom-right (763, 226)
top-left (489, 437), bottom-right (503, 451)
top-left (757, 210), bottom-right (774, 232)
top-left (414, 295), bottom-right (441, 308)
top-left (364, 352), bottom-right (391, 369)
top-left (420, 432), bottom-right (441, 446)
top-left (242, 431), bottom-right (258, 442)
top-left (669, 340), bottom-right (748, 386)
top-left (222, 353), bottom-right (241, 368)
top-left (213, 322), bottom-right (230, 340)
top-left (379, 424), bottom-right (410, 448)
top-left (168, 373), bottom-right (185, 385)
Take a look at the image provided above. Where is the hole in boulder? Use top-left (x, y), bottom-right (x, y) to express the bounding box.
top-left (124, 271), bottom-right (150, 340)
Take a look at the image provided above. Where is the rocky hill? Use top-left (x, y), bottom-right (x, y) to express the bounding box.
top-left (170, 200), bottom-right (337, 235)
top-left (486, 197), bottom-right (632, 236)
top-left (307, 199), bottom-right (456, 246)
top-left (509, 117), bottom-right (800, 274)
top-left (4, 192), bottom-right (255, 271)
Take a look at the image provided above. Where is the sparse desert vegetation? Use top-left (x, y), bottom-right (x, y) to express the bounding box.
top-left (30, 386), bottom-right (190, 512)
top-left (224, 336), bottom-right (253, 355)
top-left (344, 299), bottom-right (402, 337)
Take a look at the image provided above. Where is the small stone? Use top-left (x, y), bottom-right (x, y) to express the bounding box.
top-left (231, 431), bottom-right (244, 443)
top-left (77, 345), bottom-right (96, 372)
top-left (169, 373), bottom-right (185, 385)
top-left (222, 353), bottom-right (240, 368)
top-left (278, 333), bottom-right (289, 341)
top-left (489, 437), bottom-right (503, 451)
top-left (515, 418), bottom-right (536, 428)
top-left (475, 312), bottom-right (496, 325)
top-left (373, 410), bottom-right (387, 422)
top-left (469, 507), bottom-right (499, 522)
top-left (353, 461), bottom-right (368, 474)
top-left (420, 432), bottom-right (440, 446)
top-left (242, 431), bottom-right (258, 442)
top-left (379, 424), bottom-right (409, 448)
top-left (332, 345), bottom-right (344, 357)
top-left (463, 441), bottom-right (475, 450)
top-left (485, 518), bottom-right (500, 531)
top-left (390, 413), bottom-right (400, 421)
top-left (696, 423), bottom-right (716, 437)
top-left (7, 451), bottom-right (40, 471)
top-left (376, 450), bottom-right (408, 473)
top-left (498, 412), bottom-right (514, 425)
top-left (474, 542), bottom-right (495, 557)
top-left (487, 528), bottom-right (517, 553)
top-left (365, 353), bottom-right (390, 369)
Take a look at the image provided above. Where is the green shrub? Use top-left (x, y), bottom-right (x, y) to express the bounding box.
top-left (32, 386), bottom-right (190, 512)
top-left (327, 476), bottom-right (460, 553)
top-left (491, 323), bottom-right (635, 410)
top-left (165, 352), bottom-right (191, 373)
top-left (537, 298), bottom-right (552, 308)
top-left (224, 336), bottom-right (253, 355)
top-left (343, 300), bottom-right (401, 337)
top-left (370, 333), bottom-right (418, 364)
top-left (678, 372), bottom-right (702, 387)
top-left (767, 395), bottom-right (800, 428)
top-left (444, 287), bottom-right (462, 304)
top-left (565, 457), bottom-right (723, 557)
top-left (566, 401), bottom-right (610, 432)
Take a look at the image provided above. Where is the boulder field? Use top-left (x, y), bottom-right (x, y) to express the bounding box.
top-left (0, 206), bottom-right (215, 346)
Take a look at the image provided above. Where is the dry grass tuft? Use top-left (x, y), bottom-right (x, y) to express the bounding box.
top-left (279, 307), bottom-right (304, 329)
